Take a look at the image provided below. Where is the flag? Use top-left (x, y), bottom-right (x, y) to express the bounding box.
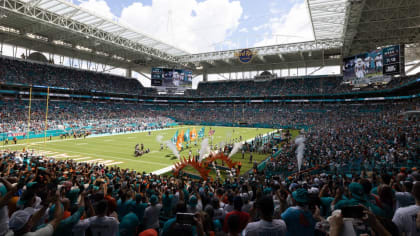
top-left (191, 128), bottom-right (197, 141)
top-left (185, 129), bottom-right (191, 143)
top-left (198, 127), bottom-right (205, 138)
top-left (172, 130), bottom-right (178, 144)
top-left (176, 130), bottom-right (184, 151)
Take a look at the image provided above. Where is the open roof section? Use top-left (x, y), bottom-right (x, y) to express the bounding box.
top-left (20, 0), bottom-right (189, 57)
top-left (306, 0), bottom-right (348, 41)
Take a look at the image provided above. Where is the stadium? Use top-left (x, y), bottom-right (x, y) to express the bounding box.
top-left (0, 0), bottom-right (419, 235)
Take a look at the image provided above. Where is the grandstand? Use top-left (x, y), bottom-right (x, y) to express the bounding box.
top-left (0, 0), bottom-right (419, 236)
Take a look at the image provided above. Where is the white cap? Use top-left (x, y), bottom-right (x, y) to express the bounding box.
top-left (9, 210), bottom-right (31, 231)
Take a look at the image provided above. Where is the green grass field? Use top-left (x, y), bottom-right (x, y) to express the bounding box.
top-left (1, 126), bottom-right (277, 174)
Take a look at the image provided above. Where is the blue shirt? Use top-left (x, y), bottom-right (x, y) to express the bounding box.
top-left (281, 206), bottom-right (315, 236)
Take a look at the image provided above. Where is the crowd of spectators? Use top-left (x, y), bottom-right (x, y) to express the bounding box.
top-left (0, 100), bottom-right (174, 136)
top-left (0, 98), bottom-right (418, 236)
top-left (185, 74), bottom-right (419, 98)
top-left (0, 56), bottom-right (154, 95)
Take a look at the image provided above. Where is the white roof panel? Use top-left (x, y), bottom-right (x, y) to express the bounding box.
top-left (21, 0), bottom-right (189, 56)
top-left (307, 0), bottom-right (348, 40)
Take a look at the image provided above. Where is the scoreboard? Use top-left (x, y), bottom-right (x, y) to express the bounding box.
top-left (382, 45), bottom-right (403, 75)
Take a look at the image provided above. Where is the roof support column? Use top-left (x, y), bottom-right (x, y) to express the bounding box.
top-left (203, 70), bottom-right (208, 82)
top-left (126, 68), bottom-right (132, 78)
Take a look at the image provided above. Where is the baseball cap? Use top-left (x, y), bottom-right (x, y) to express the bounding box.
top-left (150, 195), bottom-right (158, 205)
top-left (9, 210), bottom-right (31, 231)
top-left (292, 188), bottom-right (308, 204)
top-left (349, 182), bottom-right (365, 201)
top-left (189, 195), bottom-right (198, 207)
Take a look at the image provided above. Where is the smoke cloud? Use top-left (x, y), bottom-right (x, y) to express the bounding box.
top-left (165, 141), bottom-right (180, 159)
top-left (199, 138), bottom-right (210, 162)
top-left (294, 136), bottom-right (306, 172)
top-left (156, 135), bottom-right (163, 143)
top-left (228, 142), bottom-right (243, 158)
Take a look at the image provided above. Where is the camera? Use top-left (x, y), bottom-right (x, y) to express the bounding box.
top-left (176, 213), bottom-right (195, 225)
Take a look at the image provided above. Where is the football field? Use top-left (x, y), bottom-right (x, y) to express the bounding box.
top-left (1, 126), bottom-right (277, 173)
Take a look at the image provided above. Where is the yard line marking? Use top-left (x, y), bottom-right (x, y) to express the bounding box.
top-left (88, 159), bottom-right (103, 162)
top-left (73, 157), bottom-right (92, 161)
top-left (76, 143), bottom-right (88, 145)
top-left (127, 137), bottom-right (136, 139)
top-left (52, 153), bottom-right (79, 159)
top-left (99, 160), bottom-right (114, 164)
top-left (105, 162), bottom-right (124, 166)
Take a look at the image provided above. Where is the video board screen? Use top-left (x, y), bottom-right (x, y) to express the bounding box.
top-left (151, 68), bottom-right (192, 88)
top-left (343, 49), bottom-right (383, 81)
top-left (343, 45), bottom-right (402, 85)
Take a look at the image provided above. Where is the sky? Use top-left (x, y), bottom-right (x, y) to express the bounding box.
top-left (75, 0), bottom-right (315, 53)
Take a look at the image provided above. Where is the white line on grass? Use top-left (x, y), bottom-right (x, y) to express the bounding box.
top-left (73, 157), bottom-right (91, 161)
top-left (105, 162), bottom-right (123, 166)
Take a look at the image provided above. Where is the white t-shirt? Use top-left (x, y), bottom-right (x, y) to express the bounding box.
top-left (73, 216), bottom-right (119, 236)
top-left (143, 204), bottom-right (162, 229)
top-left (244, 219), bottom-right (287, 236)
top-left (6, 224), bottom-right (54, 236)
top-left (0, 205), bottom-right (9, 236)
top-left (392, 204), bottom-right (420, 236)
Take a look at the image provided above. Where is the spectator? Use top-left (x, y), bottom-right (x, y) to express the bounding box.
top-left (223, 196), bottom-right (250, 233)
top-left (393, 182), bottom-right (420, 236)
top-left (281, 188), bottom-right (316, 235)
top-left (244, 195), bottom-right (287, 236)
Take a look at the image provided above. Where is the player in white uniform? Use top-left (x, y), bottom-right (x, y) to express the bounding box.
top-left (374, 54), bottom-right (383, 73)
top-left (354, 58), bottom-right (365, 79)
top-left (364, 56), bottom-right (372, 73)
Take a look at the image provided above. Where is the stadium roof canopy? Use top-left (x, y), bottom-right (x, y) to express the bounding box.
top-left (0, 0), bottom-right (188, 70)
top-left (0, 0), bottom-right (419, 75)
top-left (341, 0), bottom-right (420, 56)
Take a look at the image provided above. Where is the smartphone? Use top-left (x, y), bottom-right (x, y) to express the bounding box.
top-left (176, 213), bottom-right (195, 225)
top-left (341, 206), bottom-right (365, 218)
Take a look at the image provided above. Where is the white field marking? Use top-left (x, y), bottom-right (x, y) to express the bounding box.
top-left (99, 160), bottom-right (114, 164)
top-left (104, 139), bottom-right (113, 142)
top-left (127, 137), bottom-right (136, 139)
top-left (76, 143), bottom-right (88, 145)
top-left (88, 159), bottom-right (103, 162)
top-left (73, 157), bottom-right (92, 161)
top-left (1, 127), bottom-right (178, 148)
top-left (51, 153), bottom-right (79, 159)
top-left (40, 151), bottom-right (58, 155)
top-left (152, 165), bottom-right (176, 175)
top-left (105, 162), bottom-right (123, 166)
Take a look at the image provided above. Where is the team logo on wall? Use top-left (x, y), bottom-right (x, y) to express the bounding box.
top-left (235, 49), bottom-right (256, 64)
